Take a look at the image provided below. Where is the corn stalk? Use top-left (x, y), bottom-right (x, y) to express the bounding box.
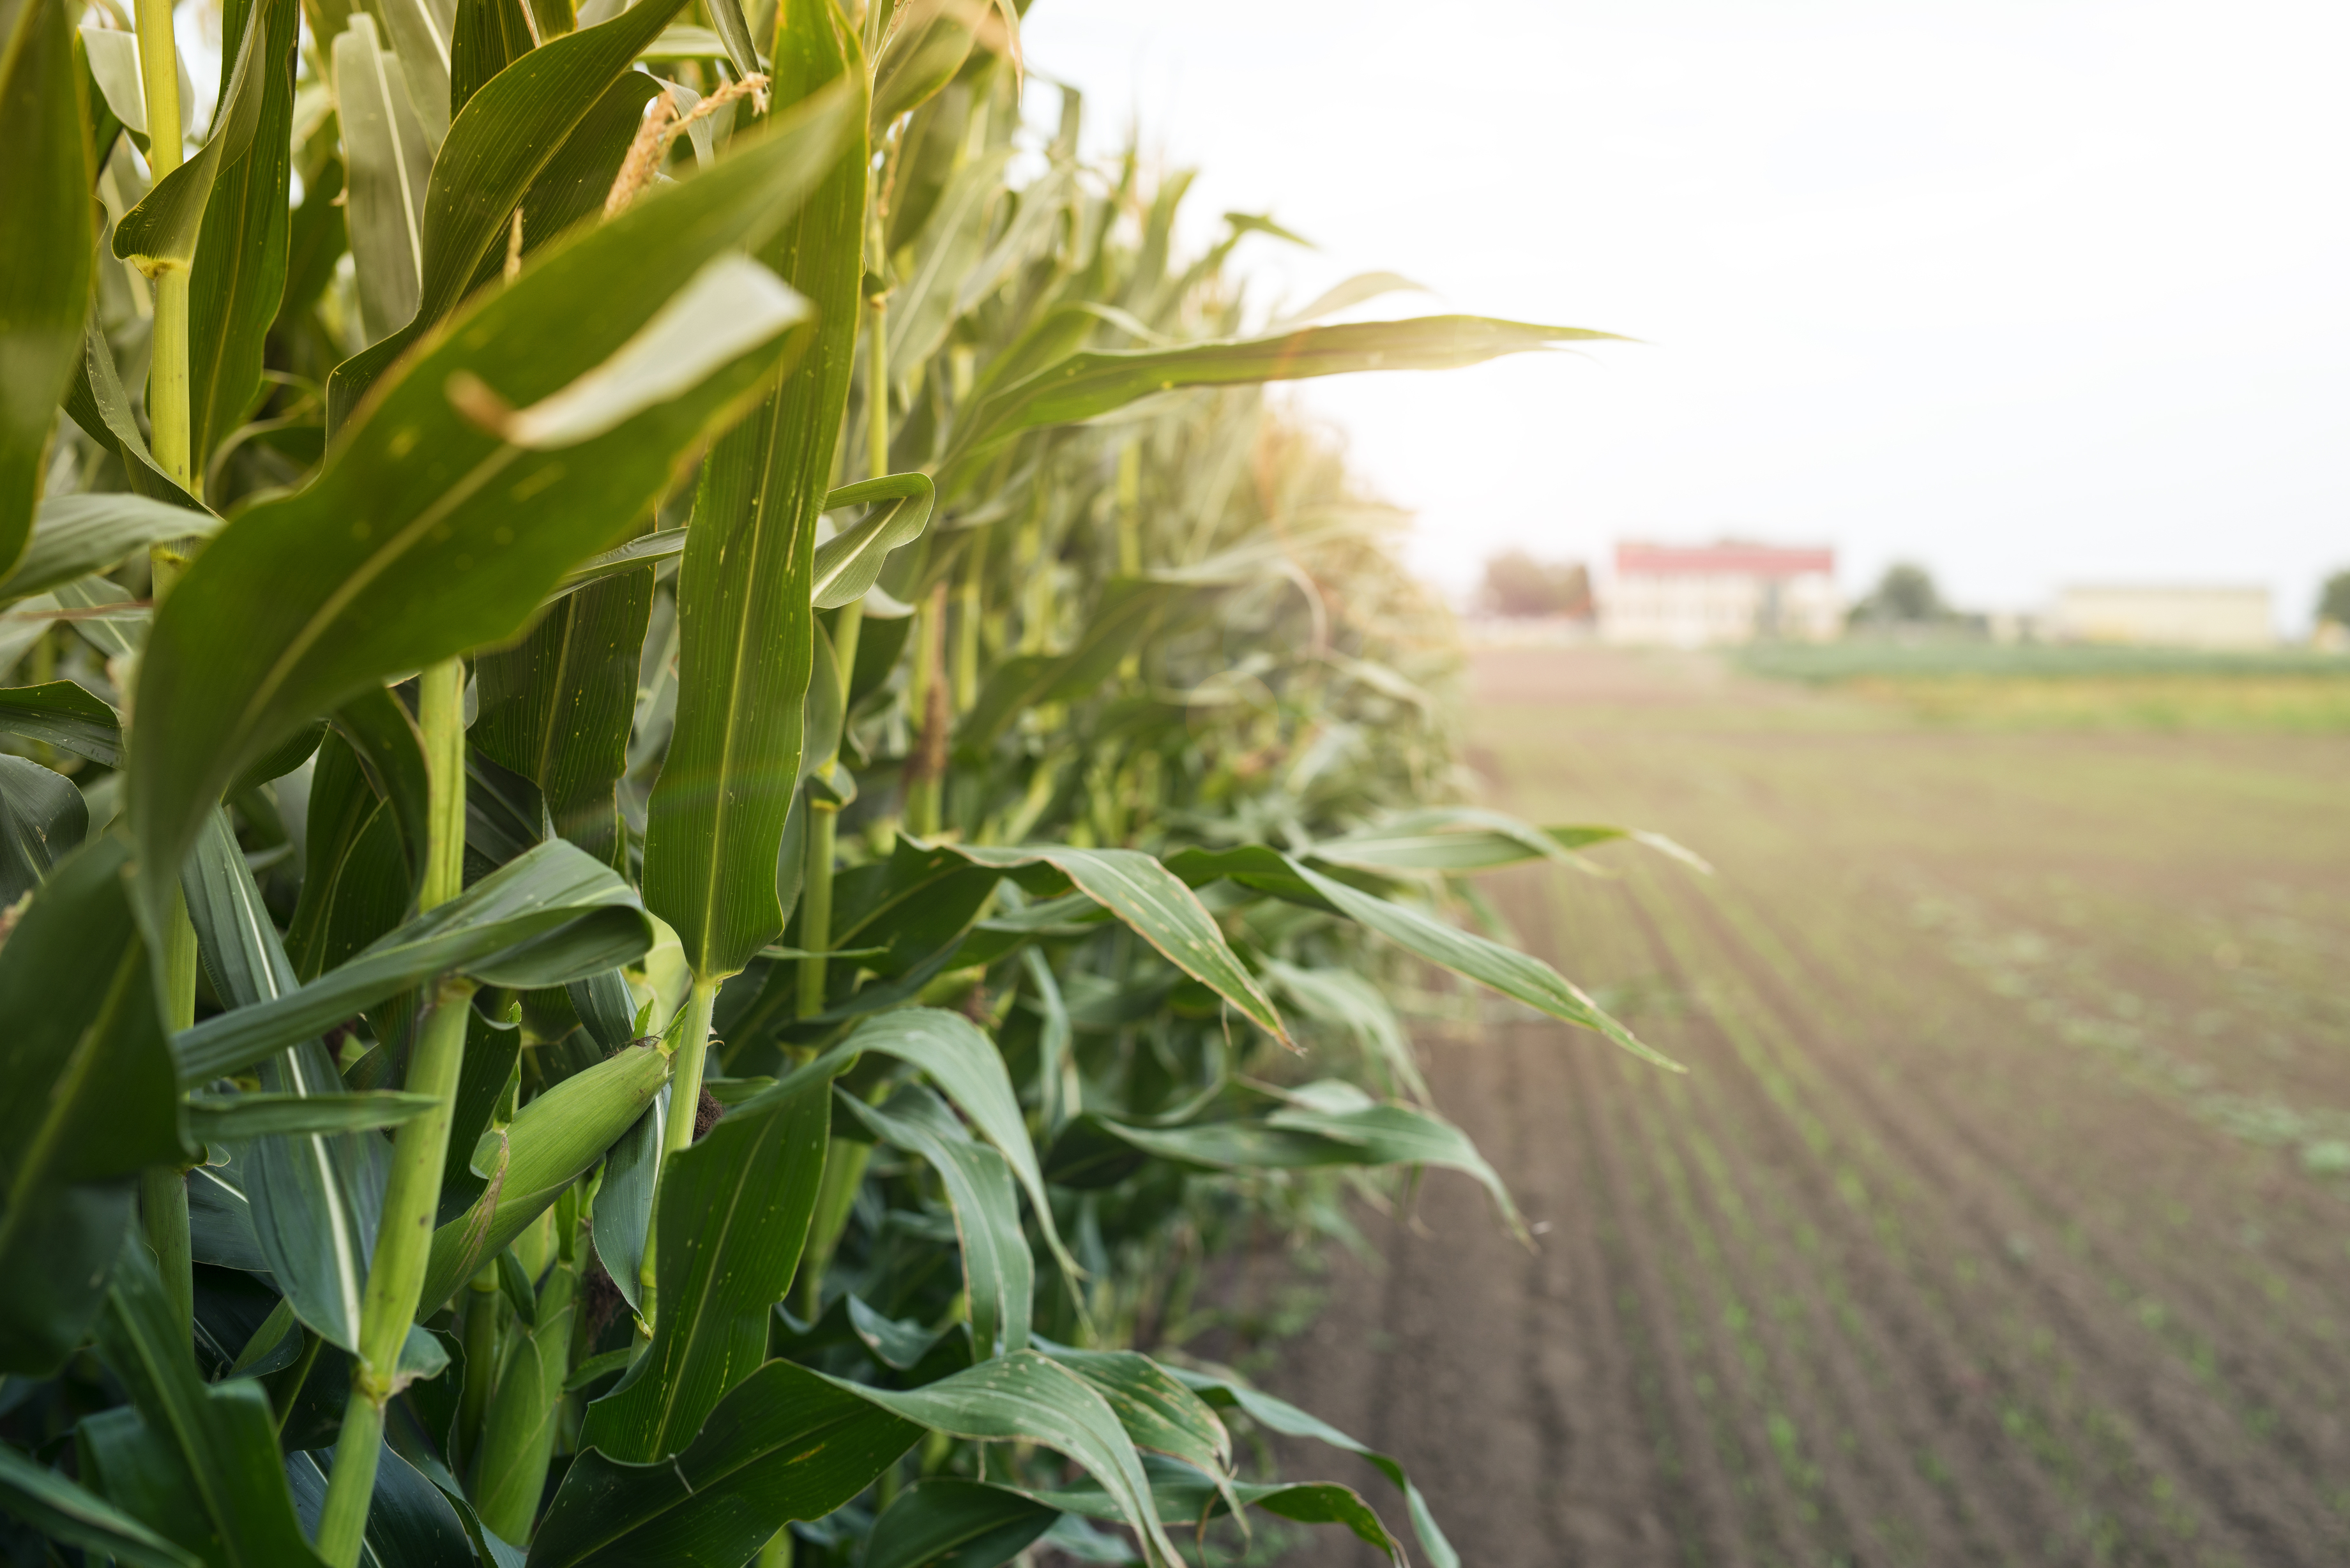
top-left (0, 6), bottom-right (1685, 1567)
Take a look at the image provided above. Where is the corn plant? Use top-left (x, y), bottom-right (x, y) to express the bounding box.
top-left (0, 2), bottom-right (1678, 1564)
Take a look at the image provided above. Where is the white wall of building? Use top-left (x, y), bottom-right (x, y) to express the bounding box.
top-left (2055, 586), bottom-right (2274, 649)
top-left (1602, 569), bottom-right (1842, 646)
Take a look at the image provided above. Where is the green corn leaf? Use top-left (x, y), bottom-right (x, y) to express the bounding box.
top-left (961, 293), bottom-right (1096, 411)
top-left (324, 0), bottom-right (699, 424)
top-left (282, 731), bottom-right (409, 981)
top-left (547, 477), bottom-right (936, 607)
top-left (185, 1090), bottom-right (437, 1139)
top-left (564, 1347), bottom-right (633, 1392)
top-left (0, 1182), bottom-right (140, 1379)
top-left (0, 754), bottom-right (86, 903)
top-left (474, 1249), bottom-right (577, 1540)
top-left (641, 24), bottom-right (730, 60)
top-left (276, 119), bottom-right (348, 329)
top-left (842, 1085), bottom-right (1034, 1359)
top-left (1167, 843), bottom-right (1676, 1070)
top-left (496, 1230), bottom-right (538, 1329)
top-left (1168, 1364), bottom-right (1457, 1568)
top-left (49, 573), bottom-right (142, 659)
top-left (75, 23), bottom-right (149, 141)
top-left (839, 1351), bottom-right (1186, 1568)
top-left (844, 1294), bottom-right (955, 1371)
top-left (1307, 806), bottom-right (1710, 877)
top-left (1070, 1098), bottom-right (1510, 1217)
top-left (862, 1477), bottom-right (1056, 1568)
top-left (1042, 1347), bottom-right (1233, 1487)
top-left (1265, 1091), bottom-right (1527, 1242)
top-left (946, 316), bottom-right (1623, 478)
top-left (545, 527), bottom-right (688, 599)
top-left (918, 840), bottom-right (1287, 1044)
top-left (109, 0), bottom-right (273, 276)
top-left (1259, 958), bottom-right (1427, 1104)
top-left (1081, 1116), bottom-right (1362, 1173)
top-left (218, 1294), bottom-right (298, 1380)
top-left (1160, 844), bottom-right (1331, 908)
top-left (238, 1102), bottom-right (383, 1374)
top-left (1015, 947), bottom-right (1077, 1134)
top-left (547, 1352), bottom-right (1183, 1568)
top-left (186, 0), bottom-right (298, 474)
top-left (450, 0), bottom-right (538, 116)
top-left (0, 594), bottom-right (64, 672)
top-left (868, 0), bottom-right (983, 126)
top-left (586, 1084), bottom-right (665, 1316)
top-left (474, 554), bottom-right (653, 866)
top-left (181, 804), bottom-right (389, 1350)
top-left (579, 1046), bottom-right (849, 1461)
top-left (834, 1006), bottom-right (1073, 1274)
top-left (187, 1154), bottom-right (266, 1273)
top-left (464, 746), bottom-right (550, 884)
top-left (1010, 1459), bottom-right (1406, 1565)
top-left (128, 94), bottom-right (850, 946)
top-left (887, 142), bottom-right (1019, 376)
top-left (568, 967), bottom-right (638, 1043)
top-left (0, 0), bottom-right (96, 576)
top-left (284, 1440), bottom-right (477, 1566)
top-left (811, 472), bottom-right (936, 608)
top-left (879, 72), bottom-right (973, 250)
top-left (1031, 1352), bottom-right (1247, 1542)
top-left (371, 0), bottom-right (455, 146)
top-left (227, 718), bottom-right (326, 797)
top-left (0, 835), bottom-right (185, 1372)
top-left (333, 14), bottom-right (434, 344)
top-left (1279, 852), bottom-right (1678, 1071)
top-left (531, 1357), bottom-right (923, 1568)
top-left (452, 67), bottom-right (662, 305)
top-left (436, 1002), bottom-right (524, 1221)
top-left (420, 1037), bottom-right (669, 1312)
top-left (949, 523), bottom-right (1358, 753)
top-left (328, 682), bottom-right (432, 907)
top-left (701, 0), bottom-right (759, 86)
top-left (950, 165), bottom-right (1075, 340)
top-left (174, 839), bottom-right (655, 1082)
top-left (820, 837), bottom-right (1003, 974)
top-left (0, 493), bottom-right (217, 607)
top-left (1275, 269), bottom-right (1429, 327)
top-left (0, 681), bottom-right (119, 766)
top-left (62, 317), bottom-right (203, 509)
top-left (641, 1), bottom-right (867, 983)
top-left (954, 578), bottom-right (1206, 751)
top-left (87, 1239), bottom-right (327, 1567)
top-left (0, 1440), bottom-right (201, 1568)
top-left (1307, 804), bottom-right (1598, 874)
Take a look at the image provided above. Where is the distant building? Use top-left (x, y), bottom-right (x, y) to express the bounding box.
top-left (1602, 541), bottom-right (1841, 646)
top-left (2054, 585), bottom-right (2273, 649)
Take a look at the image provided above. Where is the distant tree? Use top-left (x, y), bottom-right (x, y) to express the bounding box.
top-left (1849, 562), bottom-right (1947, 626)
top-left (1480, 550), bottom-right (1593, 618)
top-left (2318, 569), bottom-right (2350, 628)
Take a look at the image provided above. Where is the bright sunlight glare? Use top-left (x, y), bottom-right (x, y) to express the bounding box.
top-left (1023, 0), bottom-right (2350, 629)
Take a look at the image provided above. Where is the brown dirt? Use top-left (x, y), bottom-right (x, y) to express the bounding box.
top-left (1233, 648), bottom-right (2350, 1568)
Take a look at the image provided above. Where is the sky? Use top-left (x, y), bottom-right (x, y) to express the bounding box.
top-left (1019, 0), bottom-right (2350, 629)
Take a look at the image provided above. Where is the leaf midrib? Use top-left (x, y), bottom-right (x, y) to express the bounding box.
top-left (233, 442), bottom-right (521, 789)
top-left (641, 1096), bottom-right (792, 1456)
top-left (693, 442), bottom-right (782, 976)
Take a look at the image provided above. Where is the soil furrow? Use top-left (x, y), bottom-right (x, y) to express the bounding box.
top-left (1227, 650), bottom-right (2350, 1567)
top-left (1678, 868), bottom-right (2350, 1558)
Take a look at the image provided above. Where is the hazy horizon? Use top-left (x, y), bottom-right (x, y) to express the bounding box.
top-left (1022, 0), bottom-right (2350, 632)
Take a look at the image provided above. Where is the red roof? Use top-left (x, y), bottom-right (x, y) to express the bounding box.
top-left (1616, 542), bottom-right (1833, 578)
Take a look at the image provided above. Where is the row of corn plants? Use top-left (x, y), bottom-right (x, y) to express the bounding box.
top-left (0, 1), bottom-right (1678, 1564)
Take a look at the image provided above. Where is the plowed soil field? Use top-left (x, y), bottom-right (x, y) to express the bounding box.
top-left (1252, 648), bottom-right (2350, 1567)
